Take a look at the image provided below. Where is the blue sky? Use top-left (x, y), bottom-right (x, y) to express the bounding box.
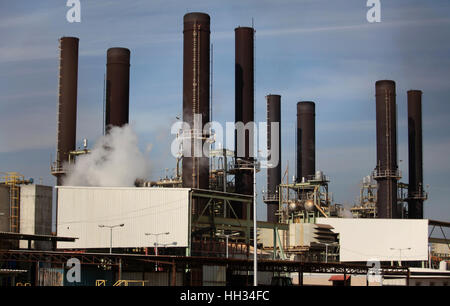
top-left (0, 0), bottom-right (449, 225)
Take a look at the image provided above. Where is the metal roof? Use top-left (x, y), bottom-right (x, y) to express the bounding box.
top-left (0, 232), bottom-right (77, 242)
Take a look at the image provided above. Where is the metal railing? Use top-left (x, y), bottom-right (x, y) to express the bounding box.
top-left (408, 191), bottom-right (428, 201)
top-left (263, 194), bottom-right (279, 202)
top-left (372, 169), bottom-right (402, 179)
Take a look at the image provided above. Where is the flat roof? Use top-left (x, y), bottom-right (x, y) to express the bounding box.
top-left (0, 232), bottom-right (77, 242)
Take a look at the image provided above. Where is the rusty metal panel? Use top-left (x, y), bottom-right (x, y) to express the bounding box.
top-left (38, 268), bottom-right (64, 286)
top-left (56, 37), bottom-right (79, 185)
top-left (374, 80), bottom-right (398, 218)
top-left (407, 90), bottom-right (424, 219)
top-left (105, 47), bottom-right (130, 131)
top-left (296, 101), bottom-right (315, 182)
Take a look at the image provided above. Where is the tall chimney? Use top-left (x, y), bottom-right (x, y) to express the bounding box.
top-left (265, 95), bottom-right (281, 223)
top-left (296, 102), bottom-right (315, 183)
top-left (182, 13), bottom-right (210, 214)
top-left (54, 37), bottom-right (79, 186)
top-left (407, 90), bottom-right (424, 219)
top-left (234, 26), bottom-right (254, 219)
top-left (374, 80), bottom-right (399, 218)
top-left (105, 47), bottom-right (130, 131)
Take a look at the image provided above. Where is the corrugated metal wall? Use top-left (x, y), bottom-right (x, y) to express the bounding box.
top-left (57, 187), bottom-right (190, 249)
top-left (20, 185), bottom-right (53, 250)
top-left (202, 266), bottom-right (226, 286)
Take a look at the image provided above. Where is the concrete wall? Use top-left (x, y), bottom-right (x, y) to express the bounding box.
top-left (19, 185), bottom-right (53, 250)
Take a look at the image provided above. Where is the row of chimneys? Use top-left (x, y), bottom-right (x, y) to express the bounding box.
top-left (374, 81), bottom-right (424, 219)
top-left (268, 81), bottom-right (425, 221)
top-left (54, 37), bottom-right (130, 185)
top-left (181, 13), bottom-right (258, 219)
top-left (55, 15), bottom-right (424, 221)
top-left (181, 13), bottom-right (321, 222)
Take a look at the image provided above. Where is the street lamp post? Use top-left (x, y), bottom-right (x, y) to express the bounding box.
top-left (98, 223), bottom-right (124, 254)
top-left (390, 247), bottom-right (411, 266)
top-left (145, 232), bottom-right (170, 256)
top-left (253, 161), bottom-right (257, 286)
top-left (217, 232), bottom-right (239, 258)
top-left (145, 232), bottom-right (171, 271)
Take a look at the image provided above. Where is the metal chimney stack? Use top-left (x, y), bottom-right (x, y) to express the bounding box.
top-left (374, 80), bottom-right (400, 218)
top-left (265, 95), bottom-right (281, 223)
top-left (105, 47), bottom-right (130, 132)
top-left (407, 90), bottom-right (424, 219)
top-left (234, 26), bottom-right (255, 219)
top-left (182, 13), bottom-right (210, 214)
top-left (53, 37), bottom-right (79, 186)
top-left (296, 102), bottom-right (315, 183)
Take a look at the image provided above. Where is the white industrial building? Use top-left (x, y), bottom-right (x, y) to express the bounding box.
top-left (316, 217), bottom-right (429, 263)
top-left (56, 186), bottom-right (190, 250)
top-left (19, 185), bottom-right (53, 250)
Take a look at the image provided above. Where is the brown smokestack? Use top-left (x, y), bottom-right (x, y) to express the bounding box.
top-left (296, 101), bottom-right (315, 183)
top-left (407, 90), bottom-right (424, 219)
top-left (234, 26), bottom-right (254, 219)
top-left (265, 95), bottom-right (281, 223)
top-left (182, 13), bottom-right (210, 215)
top-left (54, 37), bottom-right (79, 185)
top-left (105, 47), bottom-right (130, 131)
top-left (374, 80), bottom-right (399, 218)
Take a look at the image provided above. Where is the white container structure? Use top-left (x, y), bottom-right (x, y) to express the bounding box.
top-left (56, 187), bottom-right (190, 250)
top-left (316, 218), bottom-right (429, 262)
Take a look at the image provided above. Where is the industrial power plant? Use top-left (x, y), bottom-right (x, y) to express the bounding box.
top-left (0, 11), bottom-right (449, 287)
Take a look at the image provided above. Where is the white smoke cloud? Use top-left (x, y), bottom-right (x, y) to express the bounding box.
top-left (63, 125), bottom-right (150, 187)
top-left (342, 207), bottom-right (354, 218)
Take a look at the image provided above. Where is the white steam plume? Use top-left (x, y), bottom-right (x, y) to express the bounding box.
top-left (63, 125), bottom-right (149, 187)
